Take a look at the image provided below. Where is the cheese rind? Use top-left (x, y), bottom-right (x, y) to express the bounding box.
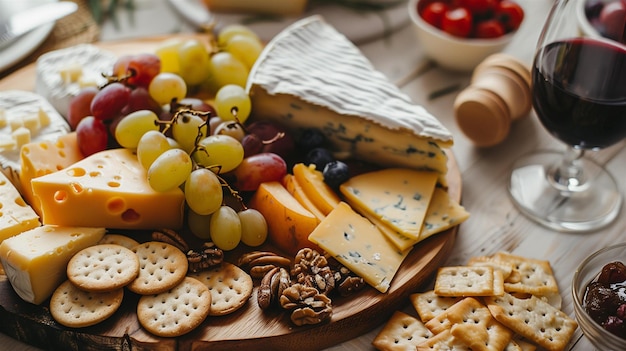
top-left (340, 168), bottom-right (438, 240)
top-left (308, 202), bottom-right (410, 293)
top-left (246, 16), bottom-right (452, 182)
top-left (0, 225), bottom-right (105, 304)
top-left (31, 148), bottom-right (185, 230)
top-left (0, 172), bottom-right (41, 243)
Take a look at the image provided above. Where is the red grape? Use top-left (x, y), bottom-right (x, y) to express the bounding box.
top-left (67, 86), bottom-right (98, 130)
top-left (245, 121), bottom-right (296, 160)
top-left (90, 82), bottom-right (131, 121)
top-left (121, 86), bottom-right (162, 116)
top-left (76, 116), bottom-right (108, 156)
top-left (232, 153), bottom-right (287, 191)
top-left (126, 53), bottom-right (161, 88)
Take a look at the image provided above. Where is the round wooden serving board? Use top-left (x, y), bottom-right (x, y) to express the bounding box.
top-left (0, 34), bottom-right (462, 351)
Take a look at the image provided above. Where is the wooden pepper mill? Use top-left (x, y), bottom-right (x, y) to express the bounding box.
top-left (454, 53), bottom-right (532, 147)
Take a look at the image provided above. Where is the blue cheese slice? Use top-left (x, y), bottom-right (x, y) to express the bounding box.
top-left (0, 91), bottom-right (70, 189)
top-left (308, 202), bottom-right (410, 293)
top-left (246, 16), bottom-right (452, 183)
top-left (35, 44), bottom-right (117, 118)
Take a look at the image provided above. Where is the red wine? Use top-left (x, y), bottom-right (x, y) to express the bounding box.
top-left (532, 38), bottom-right (626, 149)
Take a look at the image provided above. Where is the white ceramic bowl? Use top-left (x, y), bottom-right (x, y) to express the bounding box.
top-left (572, 243), bottom-right (626, 350)
top-left (408, 0), bottom-right (518, 72)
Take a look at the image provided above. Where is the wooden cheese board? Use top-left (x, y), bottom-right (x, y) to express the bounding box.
top-left (0, 34), bottom-right (462, 351)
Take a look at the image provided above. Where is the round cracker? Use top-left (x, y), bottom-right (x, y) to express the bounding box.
top-left (50, 280), bottom-right (123, 328)
top-left (137, 276), bottom-right (211, 337)
top-left (67, 244), bottom-right (140, 292)
top-left (188, 262), bottom-right (253, 316)
top-left (128, 241), bottom-right (188, 295)
top-left (98, 234), bottom-right (140, 249)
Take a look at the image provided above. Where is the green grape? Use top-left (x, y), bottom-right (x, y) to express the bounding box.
top-left (192, 134), bottom-right (244, 173)
top-left (166, 136), bottom-right (181, 149)
top-left (238, 208), bottom-right (268, 247)
top-left (218, 24), bottom-right (260, 47)
top-left (209, 52), bottom-right (248, 90)
top-left (213, 121), bottom-right (245, 141)
top-left (171, 113), bottom-right (207, 153)
top-left (187, 209), bottom-right (212, 240)
top-left (147, 148), bottom-right (192, 192)
top-left (178, 39), bottom-right (212, 86)
top-left (114, 109), bottom-right (160, 149)
top-left (154, 38), bottom-right (184, 74)
top-left (137, 130), bottom-right (171, 170)
top-left (214, 84), bottom-right (251, 123)
top-left (148, 72), bottom-right (187, 106)
top-left (225, 34), bottom-right (263, 69)
top-left (184, 168), bottom-right (223, 215)
top-left (210, 206), bottom-right (242, 251)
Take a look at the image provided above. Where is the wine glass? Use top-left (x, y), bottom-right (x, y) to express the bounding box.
top-left (508, 0), bottom-right (626, 232)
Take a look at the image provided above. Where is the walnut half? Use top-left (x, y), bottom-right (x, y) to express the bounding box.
top-left (280, 283), bottom-right (332, 326)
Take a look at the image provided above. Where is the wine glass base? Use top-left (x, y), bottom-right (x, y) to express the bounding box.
top-left (508, 150), bottom-right (622, 233)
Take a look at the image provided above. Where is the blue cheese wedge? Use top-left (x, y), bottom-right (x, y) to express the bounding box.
top-left (35, 44), bottom-right (117, 118)
top-left (0, 91), bottom-right (70, 189)
top-left (308, 201), bottom-right (411, 293)
top-left (246, 16), bottom-right (453, 183)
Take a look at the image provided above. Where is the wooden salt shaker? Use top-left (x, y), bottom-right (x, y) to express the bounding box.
top-left (454, 53), bottom-right (532, 147)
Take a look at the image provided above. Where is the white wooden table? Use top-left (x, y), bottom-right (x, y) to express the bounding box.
top-left (2, 0), bottom-right (624, 350)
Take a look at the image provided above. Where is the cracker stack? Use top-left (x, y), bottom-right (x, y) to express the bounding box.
top-left (372, 252), bottom-right (578, 351)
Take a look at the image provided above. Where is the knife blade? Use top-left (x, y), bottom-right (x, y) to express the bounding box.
top-left (0, 1), bottom-right (78, 49)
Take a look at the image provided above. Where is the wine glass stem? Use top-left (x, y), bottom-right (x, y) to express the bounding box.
top-left (547, 146), bottom-right (587, 192)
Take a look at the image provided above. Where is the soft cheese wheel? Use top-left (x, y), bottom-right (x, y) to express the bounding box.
top-left (0, 225), bottom-right (106, 305)
top-left (246, 16), bottom-right (452, 184)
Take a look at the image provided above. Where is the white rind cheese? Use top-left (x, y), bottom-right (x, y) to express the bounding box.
top-left (35, 44), bottom-right (117, 118)
top-left (246, 16), bottom-right (453, 179)
top-left (0, 91), bottom-right (70, 189)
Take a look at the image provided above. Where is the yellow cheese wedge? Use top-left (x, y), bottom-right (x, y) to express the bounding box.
top-left (31, 148), bottom-right (185, 230)
top-left (0, 225), bottom-right (105, 304)
top-left (0, 172), bottom-right (40, 243)
top-left (308, 202), bottom-right (410, 293)
top-left (249, 181), bottom-right (320, 256)
top-left (292, 163), bottom-right (340, 216)
top-left (282, 173), bottom-right (326, 221)
top-left (19, 132), bottom-right (84, 215)
top-left (340, 168), bottom-right (438, 240)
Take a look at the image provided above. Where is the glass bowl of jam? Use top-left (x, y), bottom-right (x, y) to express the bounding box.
top-left (572, 243), bottom-right (626, 350)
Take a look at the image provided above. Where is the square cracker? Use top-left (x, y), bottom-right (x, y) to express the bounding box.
top-left (416, 329), bottom-right (471, 351)
top-left (434, 266), bottom-right (495, 297)
top-left (493, 252), bottom-right (559, 295)
top-left (373, 310), bottom-right (433, 351)
top-left (468, 255), bottom-right (514, 280)
top-left (484, 293), bottom-right (577, 351)
top-left (410, 290), bottom-right (462, 323)
top-left (447, 297), bottom-right (513, 351)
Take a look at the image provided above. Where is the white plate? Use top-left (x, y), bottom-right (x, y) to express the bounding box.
top-left (0, 0), bottom-right (57, 74)
top-left (167, 0), bottom-right (411, 44)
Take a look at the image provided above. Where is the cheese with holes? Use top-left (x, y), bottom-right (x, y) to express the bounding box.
top-left (20, 133), bottom-right (84, 215)
top-left (0, 225), bottom-right (105, 304)
top-left (31, 148), bottom-right (185, 230)
top-left (308, 202), bottom-right (410, 293)
top-left (35, 44), bottom-right (117, 117)
top-left (0, 172), bottom-right (40, 243)
top-left (246, 16), bottom-right (452, 184)
top-left (0, 91), bottom-right (70, 189)
top-left (340, 168), bottom-right (438, 240)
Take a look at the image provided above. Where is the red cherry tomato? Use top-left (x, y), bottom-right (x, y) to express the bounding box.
top-left (420, 1), bottom-right (450, 29)
top-left (457, 0), bottom-right (498, 16)
top-left (496, 0), bottom-right (525, 32)
top-left (442, 7), bottom-right (473, 37)
top-left (474, 19), bottom-right (506, 38)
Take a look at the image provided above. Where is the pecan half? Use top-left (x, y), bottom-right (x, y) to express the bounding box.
top-left (238, 251), bottom-right (291, 279)
top-left (257, 267), bottom-right (291, 310)
top-left (152, 229), bottom-right (223, 273)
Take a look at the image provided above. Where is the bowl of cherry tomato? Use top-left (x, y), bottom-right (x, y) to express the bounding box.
top-left (409, 0), bottom-right (524, 71)
top-left (577, 0), bottom-right (626, 44)
top-left (572, 243), bottom-right (626, 350)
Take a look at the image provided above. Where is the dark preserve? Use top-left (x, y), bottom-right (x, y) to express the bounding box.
top-left (532, 38), bottom-right (626, 149)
